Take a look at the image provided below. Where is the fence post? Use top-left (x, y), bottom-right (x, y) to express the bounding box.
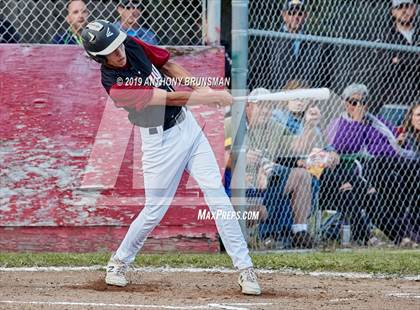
top-left (231, 0), bottom-right (249, 236)
top-left (207, 0), bottom-right (221, 45)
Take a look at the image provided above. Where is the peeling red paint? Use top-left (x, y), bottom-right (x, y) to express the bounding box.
top-left (0, 226), bottom-right (219, 253)
top-left (0, 44), bottom-right (226, 252)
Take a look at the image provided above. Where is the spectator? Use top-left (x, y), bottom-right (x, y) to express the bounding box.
top-left (398, 103), bottom-right (420, 155)
top-left (245, 89), bottom-right (278, 192)
top-left (265, 0), bottom-right (332, 90)
top-left (0, 18), bottom-right (20, 43)
top-left (391, 0), bottom-right (418, 44)
top-left (326, 83), bottom-right (418, 245)
top-left (223, 88), bottom-right (272, 199)
top-left (51, 0), bottom-right (88, 45)
top-left (396, 103), bottom-right (420, 245)
top-left (371, 0), bottom-right (419, 111)
top-left (253, 81), bottom-right (339, 248)
top-left (320, 84), bottom-right (379, 244)
top-left (115, 0), bottom-right (158, 45)
top-left (327, 84), bottom-right (400, 158)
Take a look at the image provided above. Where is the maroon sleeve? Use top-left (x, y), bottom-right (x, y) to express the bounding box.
top-left (109, 84), bottom-right (154, 112)
top-left (130, 36), bottom-right (170, 68)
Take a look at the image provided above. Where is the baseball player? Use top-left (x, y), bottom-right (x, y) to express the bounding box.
top-left (81, 20), bottom-right (261, 295)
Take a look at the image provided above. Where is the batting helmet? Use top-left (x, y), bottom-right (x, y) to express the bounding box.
top-left (81, 20), bottom-right (127, 62)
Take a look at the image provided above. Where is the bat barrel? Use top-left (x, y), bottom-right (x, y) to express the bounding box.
top-left (235, 88), bottom-right (331, 102)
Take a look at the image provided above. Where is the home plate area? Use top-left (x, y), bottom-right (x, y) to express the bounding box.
top-left (1, 269), bottom-right (420, 310)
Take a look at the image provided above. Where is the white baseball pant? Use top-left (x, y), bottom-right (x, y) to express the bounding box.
top-left (114, 108), bottom-right (253, 270)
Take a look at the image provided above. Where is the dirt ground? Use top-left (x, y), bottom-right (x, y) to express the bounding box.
top-left (0, 270), bottom-right (419, 309)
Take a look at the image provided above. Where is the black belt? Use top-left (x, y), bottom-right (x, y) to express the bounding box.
top-left (148, 108), bottom-right (186, 134)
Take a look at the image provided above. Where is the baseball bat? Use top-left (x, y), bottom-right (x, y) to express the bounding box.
top-left (235, 88), bottom-right (331, 102)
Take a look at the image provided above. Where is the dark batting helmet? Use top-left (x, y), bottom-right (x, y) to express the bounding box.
top-left (81, 20), bottom-right (127, 62)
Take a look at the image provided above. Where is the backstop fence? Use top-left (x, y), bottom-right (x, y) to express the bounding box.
top-left (1, 0), bottom-right (419, 252)
top-left (232, 0), bottom-right (420, 251)
top-left (0, 0), bottom-right (209, 45)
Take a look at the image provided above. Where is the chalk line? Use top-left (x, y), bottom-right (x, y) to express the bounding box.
top-left (1, 266), bottom-right (419, 281)
top-left (387, 293), bottom-right (420, 299)
top-left (0, 300), bottom-right (273, 310)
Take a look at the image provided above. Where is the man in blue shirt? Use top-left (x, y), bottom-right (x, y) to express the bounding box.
top-left (115, 0), bottom-right (159, 45)
top-left (51, 0), bottom-right (88, 45)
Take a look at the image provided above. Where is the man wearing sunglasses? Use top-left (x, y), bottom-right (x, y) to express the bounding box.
top-left (372, 0), bottom-right (419, 110)
top-left (115, 0), bottom-right (158, 45)
top-left (281, 0), bottom-right (307, 34)
top-left (267, 0), bottom-right (331, 90)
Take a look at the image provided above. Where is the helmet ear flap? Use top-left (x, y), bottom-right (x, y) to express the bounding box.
top-left (86, 52), bottom-right (106, 64)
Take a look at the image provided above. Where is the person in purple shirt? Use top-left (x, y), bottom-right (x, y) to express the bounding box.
top-left (326, 83), bottom-right (418, 245)
top-left (327, 84), bottom-right (401, 158)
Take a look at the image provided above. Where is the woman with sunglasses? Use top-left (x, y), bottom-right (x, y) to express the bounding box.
top-left (326, 83), bottom-right (406, 157)
top-left (326, 83), bottom-right (417, 245)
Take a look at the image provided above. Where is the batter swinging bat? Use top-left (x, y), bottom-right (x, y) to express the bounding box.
top-left (235, 88), bottom-right (331, 102)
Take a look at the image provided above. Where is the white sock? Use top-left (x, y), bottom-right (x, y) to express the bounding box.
top-left (292, 224), bottom-right (308, 234)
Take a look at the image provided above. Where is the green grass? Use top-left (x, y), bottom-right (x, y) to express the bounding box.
top-left (1, 250), bottom-right (420, 276)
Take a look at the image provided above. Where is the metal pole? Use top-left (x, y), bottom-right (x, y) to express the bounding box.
top-left (207, 0), bottom-right (221, 45)
top-left (249, 29), bottom-right (420, 53)
top-left (231, 0), bottom-right (249, 235)
top-left (202, 0), bottom-right (207, 45)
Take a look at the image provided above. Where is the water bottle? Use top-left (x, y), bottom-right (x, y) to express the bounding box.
top-left (341, 223), bottom-right (351, 247)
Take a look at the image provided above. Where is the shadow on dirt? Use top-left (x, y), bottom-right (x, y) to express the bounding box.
top-left (68, 278), bottom-right (171, 292)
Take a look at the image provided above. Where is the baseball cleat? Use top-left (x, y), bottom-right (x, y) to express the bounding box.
top-left (105, 255), bottom-right (129, 287)
top-left (238, 268), bottom-right (261, 295)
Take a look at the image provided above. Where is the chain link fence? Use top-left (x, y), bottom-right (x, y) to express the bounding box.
top-left (0, 0), bottom-right (205, 45)
top-left (2, 0), bottom-right (420, 252)
top-left (242, 0), bottom-right (420, 250)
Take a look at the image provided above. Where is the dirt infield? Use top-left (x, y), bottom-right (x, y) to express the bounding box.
top-left (0, 269), bottom-right (419, 309)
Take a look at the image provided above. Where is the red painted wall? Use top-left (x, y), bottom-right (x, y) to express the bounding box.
top-left (0, 44), bottom-right (226, 253)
